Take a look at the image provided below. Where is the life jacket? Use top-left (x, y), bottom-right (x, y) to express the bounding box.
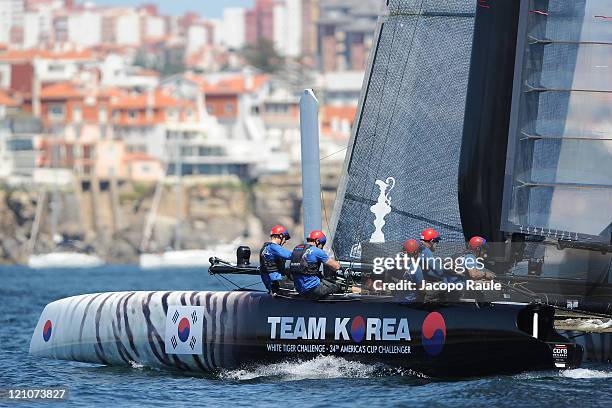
top-left (289, 244), bottom-right (321, 276)
top-left (259, 242), bottom-right (286, 275)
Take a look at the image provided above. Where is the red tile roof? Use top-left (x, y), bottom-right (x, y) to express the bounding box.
top-left (40, 82), bottom-right (84, 99)
top-left (200, 74), bottom-right (269, 95)
top-left (0, 48), bottom-right (94, 62)
top-left (111, 89), bottom-right (191, 109)
top-left (0, 89), bottom-right (19, 106)
top-left (123, 152), bottom-right (160, 163)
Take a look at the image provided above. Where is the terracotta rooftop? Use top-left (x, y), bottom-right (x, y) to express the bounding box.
top-left (0, 48), bottom-right (94, 62)
top-left (111, 89), bottom-right (191, 109)
top-left (200, 74), bottom-right (269, 95)
top-left (322, 105), bottom-right (357, 121)
top-left (123, 152), bottom-right (160, 163)
top-left (0, 89), bottom-right (19, 106)
top-left (40, 82), bottom-right (84, 99)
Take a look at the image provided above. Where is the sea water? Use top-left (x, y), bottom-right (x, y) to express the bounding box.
top-left (1, 266), bottom-right (611, 407)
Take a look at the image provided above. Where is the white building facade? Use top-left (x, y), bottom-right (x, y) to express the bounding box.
top-left (221, 8), bottom-right (245, 50)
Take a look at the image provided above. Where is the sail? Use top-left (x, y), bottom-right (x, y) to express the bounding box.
top-left (330, 0), bottom-right (477, 260)
top-left (501, 0), bottom-right (612, 245)
top-left (458, 0), bottom-right (522, 247)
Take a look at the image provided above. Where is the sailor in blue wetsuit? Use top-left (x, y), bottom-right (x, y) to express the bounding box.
top-left (402, 239), bottom-right (424, 287)
top-left (460, 236), bottom-right (495, 280)
top-left (289, 230), bottom-right (342, 300)
top-left (259, 225), bottom-right (292, 295)
top-left (419, 228), bottom-right (464, 284)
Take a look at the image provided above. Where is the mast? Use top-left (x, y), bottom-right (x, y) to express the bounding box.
top-left (299, 89), bottom-right (322, 238)
top-left (174, 137), bottom-right (183, 250)
top-left (140, 173), bottom-right (164, 253)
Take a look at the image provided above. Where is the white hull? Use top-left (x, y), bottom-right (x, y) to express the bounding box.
top-left (28, 253), bottom-right (105, 269)
top-left (139, 248), bottom-right (235, 269)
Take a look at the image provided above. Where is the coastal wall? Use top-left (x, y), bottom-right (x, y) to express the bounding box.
top-left (0, 169), bottom-right (340, 264)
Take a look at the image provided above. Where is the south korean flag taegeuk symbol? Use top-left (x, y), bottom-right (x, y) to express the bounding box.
top-left (165, 306), bottom-right (204, 355)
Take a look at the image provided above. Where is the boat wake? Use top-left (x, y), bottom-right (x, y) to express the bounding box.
top-left (218, 355), bottom-right (425, 382)
top-left (559, 368), bottom-right (612, 379)
top-left (514, 367), bottom-right (612, 380)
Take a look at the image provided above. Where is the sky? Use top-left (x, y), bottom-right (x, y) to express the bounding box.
top-left (84, 0), bottom-right (254, 19)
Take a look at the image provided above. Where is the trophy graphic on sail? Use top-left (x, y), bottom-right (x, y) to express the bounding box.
top-left (350, 177), bottom-right (396, 258)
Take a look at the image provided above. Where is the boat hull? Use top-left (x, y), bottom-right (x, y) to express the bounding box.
top-left (30, 291), bottom-right (581, 378)
top-left (558, 331), bottom-right (611, 363)
top-left (27, 253), bottom-right (105, 269)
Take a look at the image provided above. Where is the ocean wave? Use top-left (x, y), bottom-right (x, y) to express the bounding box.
top-left (218, 355), bottom-right (425, 382)
top-left (514, 368), bottom-right (612, 380)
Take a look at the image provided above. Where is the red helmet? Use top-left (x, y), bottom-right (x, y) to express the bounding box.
top-left (468, 236), bottom-right (487, 250)
top-left (420, 228), bottom-right (440, 242)
top-left (402, 239), bottom-right (419, 254)
top-left (270, 225), bottom-right (291, 240)
top-left (308, 230), bottom-right (327, 244)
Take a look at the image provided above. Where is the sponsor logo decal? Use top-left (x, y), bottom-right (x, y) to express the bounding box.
top-left (552, 344), bottom-right (568, 368)
top-left (165, 306), bottom-right (204, 355)
top-left (422, 312), bottom-right (446, 356)
top-left (265, 315), bottom-right (412, 355)
top-left (42, 320), bottom-right (52, 342)
top-left (267, 316), bottom-right (410, 342)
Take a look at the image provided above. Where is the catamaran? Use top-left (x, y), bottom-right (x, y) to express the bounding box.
top-left (29, 0), bottom-right (609, 377)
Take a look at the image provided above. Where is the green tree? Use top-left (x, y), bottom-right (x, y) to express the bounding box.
top-left (241, 39), bottom-right (284, 73)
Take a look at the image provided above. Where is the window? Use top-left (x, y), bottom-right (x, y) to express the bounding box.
top-left (99, 107), bottom-right (108, 123)
top-left (48, 104), bottom-right (65, 120)
top-left (225, 103), bottom-right (234, 113)
top-left (72, 106), bottom-right (82, 122)
top-left (48, 63), bottom-right (65, 73)
top-left (128, 110), bottom-right (137, 121)
top-left (112, 110), bottom-right (120, 121)
top-left (206, 105), bottom-right (214, 114)
top-left (167, 109), bottom-right (178, 120)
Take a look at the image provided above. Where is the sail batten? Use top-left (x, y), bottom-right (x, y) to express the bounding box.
top-left (502, 0), bottom-right (612, 246)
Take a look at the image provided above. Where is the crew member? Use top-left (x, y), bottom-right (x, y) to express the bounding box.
top-left (259, 225), bottom-right (292, 294)
top-left (462, 236), bottom-right (495, 280)
top-left (402, 239), bottom-right (424, 287)
top-left (290, 230), bottom-right (342, 300)
top-left (419, 228), bottom-right (448, 282)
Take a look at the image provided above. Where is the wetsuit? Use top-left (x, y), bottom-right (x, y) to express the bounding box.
top-left (259, 242), bottom-right (292, 294)
top-left (420, 246), bottom-right (463, 284)
top-left (402, 254), bottom-right (424, 302)
top-left (290, 244), bottom-right (341, 300)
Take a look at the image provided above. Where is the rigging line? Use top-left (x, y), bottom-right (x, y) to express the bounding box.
top-left (320, 146), bottom-right (349, 162)
top-left (528, 36), bottom-right (612, 46)
top-left (525, 84), bottom-right (612, 93)
top-left (212, 274), bottom-right (233, 291)
top-left (515, 179), bottom-right (612, 189)
top-left (321, 189), bottom-right (331, 237)
top-left (241, 281), bottom-right (265, 289)
top-left (215, 273), bottom-right (245, 290)
top-left (520, 131), bottom-right (612, 142)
